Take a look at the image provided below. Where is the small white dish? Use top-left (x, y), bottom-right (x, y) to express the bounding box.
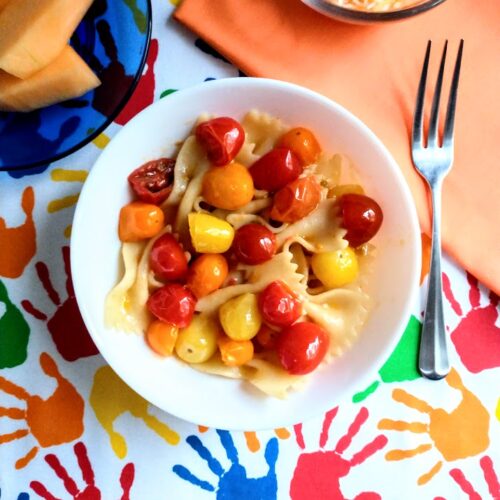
top-left (71, 77), bottom-right (420, 430)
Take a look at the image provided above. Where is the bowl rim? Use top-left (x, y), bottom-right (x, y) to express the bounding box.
top-left (71, 77), bottom-right (422, 430)
top-left (302, 0), bottom-right (447, 22)
top-left (0, 0), bottom-right (153, 172)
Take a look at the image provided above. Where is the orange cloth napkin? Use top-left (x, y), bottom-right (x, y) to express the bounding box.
top-left (175, 0), bottom-right (500, 295)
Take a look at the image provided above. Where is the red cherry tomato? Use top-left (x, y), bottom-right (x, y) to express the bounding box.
top-left (149, 233), bottom-right (188, 281)
top-left (270, 176), bottom-right (322, 223)
top-left (254, 324), bottom-right (279, 351)
top-left (195, 117), bottom-right (245, 166)
top-left (339, 194), bottom-right (383, 247)
top-left (128, 158), bottom-right (175, 204)
top-left (248, 148), bottom-right (302, 192)
top-left (147, 284), bottom-right (196, 328)
top-left (258, 281), bottom-right (302, 328)
top-left (232, 224), bottom-right (276, 265)
top-left (277, 322), bottom-right (329, 375)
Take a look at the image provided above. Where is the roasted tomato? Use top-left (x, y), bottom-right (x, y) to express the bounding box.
top-left (248, 147), bottom-right (302, 192)
top-left (147, 284), bottom-right (196, 328)
top-left (277, 322), bottom-right (329, 375)
top-left (232, 223), bottom-right (276, 265)
top-left (278, 127), bottom-right (321, 166)
top-left (339, 194), bottom-right (383, 247)
top-left (128, 158), bottom-right (175, 204)
top-left (195, 117), bottom-right (245, 166)
top-left (270, 176), bottom-right (321, 223)
top-left (258, 280), bottom-right (302, 328)
top-left (149, 233), bottom-right (188, 281)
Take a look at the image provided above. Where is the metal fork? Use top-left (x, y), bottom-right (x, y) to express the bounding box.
top-left (412, 40), bottom-right (464, 380)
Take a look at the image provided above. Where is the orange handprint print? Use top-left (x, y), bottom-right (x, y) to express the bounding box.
top-left (379, 368), bottom-right (490, 485)
top-left (0, 352), bottom-right (84, 469)
top-left (0, 186), bottom-right (36, 278)
top-left (90, 365), bottom-right (180, 459)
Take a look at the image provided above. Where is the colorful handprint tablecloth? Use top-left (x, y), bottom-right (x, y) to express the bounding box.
top-left (1, 2), bottom-right (499, 499)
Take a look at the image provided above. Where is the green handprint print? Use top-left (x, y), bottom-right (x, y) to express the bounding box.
top-left (353, 315), bottom-right (421, 402)
top-left (0, 279), bottom-right (30, 368)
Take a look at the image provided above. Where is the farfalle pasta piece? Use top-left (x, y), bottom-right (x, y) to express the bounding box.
top-left (242, 110), bottom-right (288, 156)
top-left (276, 199), bottom-right (347, 252)
top-left (105, 241), bottom-right (149, 333)
top-left (163, 135), bottom-right (208, 208)
top-left (226, 213), bottom-right (286, 232)
top-left (241, 356), bottom-right (308, 399)
top-left (196, 251), bottom-right (307, 314)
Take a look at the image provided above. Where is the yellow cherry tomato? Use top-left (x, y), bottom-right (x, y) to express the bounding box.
top-left (187, 254), bottom-right (228, 298)
top-left (119, 202), bottom-right (164, 242)
top-left (146, 320), bottom-right (178, 357)
top-left (311, 248), bottom-right (359, 288)
top-left (219, 293), bottom-right (262, 341)
top-left (218, 336), bottom-right (254, 367)
top-left (202, 162), bottom-right (254, 210)
top-left (175, 314), bottom-right (219, 364)
top-left (278, 127), bottom-right (322, 166)
top-left (329, 184), bottom-right (365, 199)
top-left (188, 213), bottom-right (235, 253)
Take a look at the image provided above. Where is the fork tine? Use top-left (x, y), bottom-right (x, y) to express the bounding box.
top-left (412, 41), bottom-right (432, 149)
top-left (427, 41), bottom-right (448, 147)
top-left (443, 40), bottom-right (464, 148)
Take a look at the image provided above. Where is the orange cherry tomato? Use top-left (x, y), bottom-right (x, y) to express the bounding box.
top-left (278, 127), bottom-right (321, 166)
top-left (202, 162), bottom-right (254, 210)
top-left (146, 320), bottom-right (178, 356)
top-left (218, 336), bottom-right (254, 367)
top-left (270, 176), bottom-right (322, 223)
top-left (118, 202), bottom-right (164, 242)
top-left (187, 254), bottom-right (228, 298)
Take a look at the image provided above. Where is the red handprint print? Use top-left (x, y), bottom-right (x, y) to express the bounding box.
top-left (22, 246), bottom-right (98, 361)
top-left (115, 38), bottom-right (159, 125)
top-left (443, 272), bottom-right (500, 373)
top-left (0, 353), bottom-right (84, 468)
top-left (434, 456), bottom-right (500, 500)
top-left (30, 442), bottom-right (135, 500)
top-left (290, 407), bottom-right (387, 499)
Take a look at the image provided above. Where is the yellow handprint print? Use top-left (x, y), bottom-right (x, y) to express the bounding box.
top-left (90, 365), bottom-right (180, 459)
top-left (379, 369), bottom-right (490, 485)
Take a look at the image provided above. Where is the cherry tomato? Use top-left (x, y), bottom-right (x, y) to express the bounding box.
top-left (254, 324), bottom-right (279, 351)
top-left (278, 127), bottom-right (321, 166)
top-left (128, 158), bottom-right (175, 204)
top-left (248, 148), bottom-right (302, 192)
top-left (187, 254), bottom-right (228, 298)
top-left (146, 320), bottom-right (178, 356)
top-left (175, 315), bottom-right (219, 363)
top-left (149, 233), bottom-right (188, 281)
top-left (202, 162), bottom-right (254, 210)
top-left (277, 322), bottom-right (329, 375)
top-left (188, 213), bottom-right (235, 253)
top-left (195, 117), bottom-right (245, 166)
top-left (311, 248), bottom-right (359, 289)
top-left (270, 176), bottom-right (321, 223)
top-left (339, 194), bottom-right (383, 247)
top-left (259, 281), bottom-right (302, 328)
top-left (218, 336), bottom-right (254, 367)
top-left (119, 202), bottom-right (164, 242)
top-left (232, 224), bottom-right (276, 265)
top-left (147, 284), bottom-right (196, 328)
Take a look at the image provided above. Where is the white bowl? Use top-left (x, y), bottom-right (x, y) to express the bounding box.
top-left (72, 78), bottom-right (420, 430)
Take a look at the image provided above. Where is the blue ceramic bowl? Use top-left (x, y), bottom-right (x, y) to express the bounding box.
top-left (0, 0), bottom-right (152, 171)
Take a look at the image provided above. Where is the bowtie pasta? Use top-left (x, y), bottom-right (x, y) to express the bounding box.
top-left (105, 111), bottom-right (383, 399)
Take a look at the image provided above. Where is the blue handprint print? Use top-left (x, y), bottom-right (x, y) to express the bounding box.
top-left (0, 488), bottom-right (29, 499)
top-left (173, 430), bottom-right (278, 500)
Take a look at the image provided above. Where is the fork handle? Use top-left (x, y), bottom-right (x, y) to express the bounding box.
top-left (419, 181), bottom-right (450, 380)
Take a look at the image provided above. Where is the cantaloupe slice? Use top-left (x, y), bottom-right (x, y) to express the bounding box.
top-left (0, 0), bottom-right (94, 79)
top-left (0, 0), bottom-right (11, 12)
top-left (0, 45), bottom-right (100, 112)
